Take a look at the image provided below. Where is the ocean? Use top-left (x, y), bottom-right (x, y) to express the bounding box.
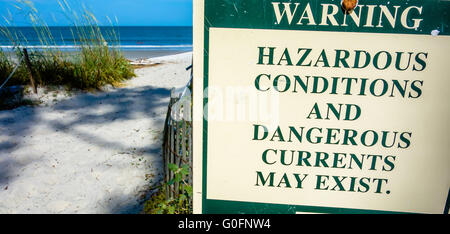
top-left (0, 26), bottom-right (193, 59)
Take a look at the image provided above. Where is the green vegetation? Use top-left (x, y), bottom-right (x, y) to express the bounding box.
top-left (0, 0), bottom-right (134, 91)
top-left (143, 163), bottom-right (192, 214)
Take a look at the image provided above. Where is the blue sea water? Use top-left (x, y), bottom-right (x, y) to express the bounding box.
top-left (0, 26), bottom-right (193, 51)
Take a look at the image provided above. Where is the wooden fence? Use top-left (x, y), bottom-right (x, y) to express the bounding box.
top-left (161, 72), bottom-right (193, 208)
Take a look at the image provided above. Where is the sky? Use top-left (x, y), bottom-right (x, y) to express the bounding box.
top-left (0, 0), bottom-right (193, 26)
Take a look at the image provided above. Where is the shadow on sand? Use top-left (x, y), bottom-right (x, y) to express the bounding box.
top-left (0, 85), bottom-right (171, 213)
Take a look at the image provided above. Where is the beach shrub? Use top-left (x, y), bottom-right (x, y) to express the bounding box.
top-left (0, 52), bottom-right (12, 87)
top-left (0, 0), bottom-right (135, 90)
top-left (0, 49), bottom-right (29, 87)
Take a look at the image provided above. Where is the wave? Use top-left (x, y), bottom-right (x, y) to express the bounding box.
top-left (117, 45), bottom-right (192, 49)
top-left (0, 44), bottom-right (193, 49)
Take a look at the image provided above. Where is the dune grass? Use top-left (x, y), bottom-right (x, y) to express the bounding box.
top-left (0, 0), bottom-right (135, 91)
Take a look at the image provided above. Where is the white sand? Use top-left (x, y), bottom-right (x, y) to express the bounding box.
top-left (0, 52), bottom-right (192, 214)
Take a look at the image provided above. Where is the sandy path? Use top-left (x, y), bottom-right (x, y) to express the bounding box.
top-left (0, 52), bottom-right (192, 213)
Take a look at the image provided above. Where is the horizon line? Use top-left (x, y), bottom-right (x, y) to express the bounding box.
top-left (2, 25), bottom-right (193, 27)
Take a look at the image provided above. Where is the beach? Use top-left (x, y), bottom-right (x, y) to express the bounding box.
top-left (122, 49), bottom-right (192, 60)
top-left (0, 51), bottom-right (192, 213)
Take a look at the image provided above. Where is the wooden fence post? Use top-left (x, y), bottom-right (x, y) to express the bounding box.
top-left (174, 121), bottom-right (180, 198)
top-left (22, 49), bottom-right (37, 94)
top-left (170, 118), bottom-right (175, 199)
top-left (181, 120), bottom-right (187, 197)
top-left (163, 99), bottom-right (172, 199)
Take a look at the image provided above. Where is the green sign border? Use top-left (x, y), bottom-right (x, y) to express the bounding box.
top-left (201, 0), bottom-right (450, 214)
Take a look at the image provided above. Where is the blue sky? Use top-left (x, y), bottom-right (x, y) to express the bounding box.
top-left (0, 0), bottom-right (193, 26)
